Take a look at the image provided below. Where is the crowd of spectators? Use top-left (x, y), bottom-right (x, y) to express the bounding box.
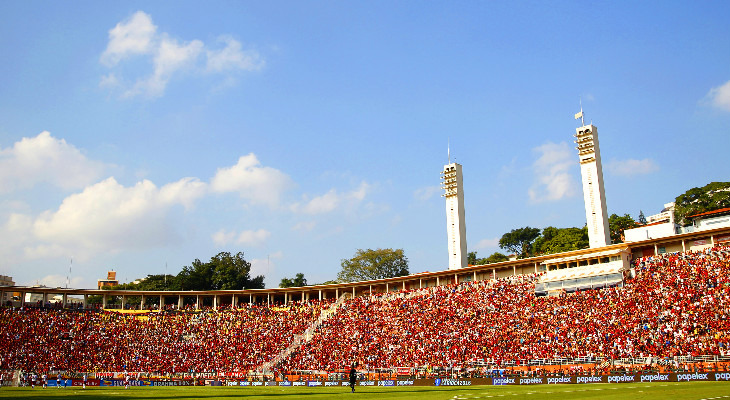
top-left (278, 245), bottom-right (730, 372)
top-left (1, 245), bottom-right (728, 376)
top-left (0, 301), bottom-right (330, 374)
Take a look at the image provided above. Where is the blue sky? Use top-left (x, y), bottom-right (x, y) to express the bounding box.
top-left (1, 1), bottom-right (729, 289)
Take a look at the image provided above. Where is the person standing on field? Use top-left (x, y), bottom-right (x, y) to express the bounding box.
top-left (349, 364), bottom-right (357, 393)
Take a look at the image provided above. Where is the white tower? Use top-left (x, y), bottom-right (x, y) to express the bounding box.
top-left (441, 162), bottom-right (467, 270)
top-left (574, 110), bottom-right (611, 247)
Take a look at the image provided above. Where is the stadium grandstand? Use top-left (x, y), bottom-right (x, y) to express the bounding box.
top-left (1, 231), bottom-right (730, 385)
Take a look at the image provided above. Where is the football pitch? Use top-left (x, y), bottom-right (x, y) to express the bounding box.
top-left (1, 382), bottom-right (729, 400)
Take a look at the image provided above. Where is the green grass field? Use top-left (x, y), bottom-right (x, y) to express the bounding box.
top-left (1, 382), bottom-right (729, 400)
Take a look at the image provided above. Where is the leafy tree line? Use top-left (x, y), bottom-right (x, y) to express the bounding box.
top-left (282, 248), bottom-right (410, 286)
top-left (279, 273), bottom-right (307, 288)
top-left (674, 182), bottom-right (730, 225)
top-left (107, 251), bottom-right (264, 292)
top-left (489, 213), bottom-right (637, 260)
top-left (467, 251), bottom-right (509, 266)
top-left (493, 225), bottom-right (588, 259)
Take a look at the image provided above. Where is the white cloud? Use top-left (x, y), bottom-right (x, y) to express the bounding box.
top-left (99, 73), bottom-right (120, 89)
top-left (705, 80), bottom-right (730, 112)
top-left (528, 141), bottom-right (577, 203)
top-left (211, 153), bottom-right (294, 206)
top-left (0, 131), bottom-right (107, 193)
top-left (101, 11), bottom-right (263, 98)
top-left (606, 158), bottom-right (659, 176)
top-left (159, 176), bottom-right (208, 209)
top-left (474, 238), bottom-right (499, 249)
top-left (295, 189), bottom-right (340, 214)
top-left (29, 176), bottom-right (206, 254)
top-left (290, 182), bottom-right (372, 214)
top-left (413, 186), bottom-right (441, 201)
top-left (100, 11), bottom-right (157, 66)
top-left (212, 228), bottom-right (271, 247)
top-left (36, 274), bottom-right (85, 289)
top-left (125, 36), bottom-right (204, 98)
top-left (206, 36), bottom-right (264, 73)
top-left (292, 221), bottom-right (316, 232)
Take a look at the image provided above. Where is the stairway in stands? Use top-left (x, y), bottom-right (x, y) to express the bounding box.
top-left (259, 292), bottom-right (351, 375)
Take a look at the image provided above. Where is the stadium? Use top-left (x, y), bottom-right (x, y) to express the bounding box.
top-left (2, 235), bottom-right (730, 398)
top-left (1, 117), bottom-right (730, 399)
top-left (2, 4), bottom-right (730, 398)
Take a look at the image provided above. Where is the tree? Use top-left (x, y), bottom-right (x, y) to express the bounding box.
top-left (178, 252), bottom-right (264, 290)
top-left (534, 226), bottom-right (589, 254)
top-left (674, 182), bottom-right (730, 225)
top-left (498, 227), bottom-right (541, 258)
top-left (608, 214), bottom-right (638, 244)
top-left (638, 210), bottom-right (647, 225)
top-left (177, 258), bottom-right (214, 291)
top-left (485, 252), bottom-right (509, 263)
top-left (468, 251), bottom-right (509, 265)
top-left (467, 251), bottom-right (479, 266)
top-left (280, 273), bottom-right (307, 288)
top-left (337, 248), bottom-right (409, 283)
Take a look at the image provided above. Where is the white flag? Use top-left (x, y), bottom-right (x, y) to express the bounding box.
top-left (574, 111), bottom-right (583, 120)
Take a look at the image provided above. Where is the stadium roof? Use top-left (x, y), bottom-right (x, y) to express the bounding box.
top-left (687, 207), bottom-right (730, 219)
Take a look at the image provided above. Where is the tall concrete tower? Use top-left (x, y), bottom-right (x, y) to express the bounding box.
top-left (574, 111), bottom-right (611, 247)
top-left (441, 162), bottom-right (467, 269)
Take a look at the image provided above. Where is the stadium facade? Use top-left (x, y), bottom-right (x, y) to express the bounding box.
top-left (3, 224), bottom-right (729, 308)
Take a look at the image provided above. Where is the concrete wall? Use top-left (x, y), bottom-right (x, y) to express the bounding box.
top-left (625, 222), bottom-right (676, 242)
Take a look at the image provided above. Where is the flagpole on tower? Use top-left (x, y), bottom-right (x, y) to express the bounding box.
top-left (575, 100), bottom-right (585, 126)
top-left (575, 98), bottom-right (585, 126)
top-left (447, 138), bottom-right (451, 164)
